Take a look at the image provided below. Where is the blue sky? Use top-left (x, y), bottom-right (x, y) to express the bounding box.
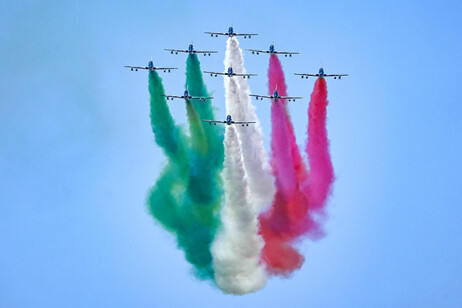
top-left (1, 0), bottom-right (461, 307)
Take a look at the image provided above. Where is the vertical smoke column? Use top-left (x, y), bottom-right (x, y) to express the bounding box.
top-left (224, 37), bottom-right (275, 212)
top-left (147, 65), bottom-right (221, 280)
top-left (185, 54), bottom-right (224, 206)
top-left (259, 55), bottom-right (312, 275)
top-left (212, 125), bottom-right (267, 294)
top-left (302, 77), bottom-right (334, 225)
top-left (186, 54), bottom-right (224, 160)
top-left (147, 70), bottom-right (189, 233)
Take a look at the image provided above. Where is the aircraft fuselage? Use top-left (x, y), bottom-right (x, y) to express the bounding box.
top-left (227, 67), bottom-right (233, 76)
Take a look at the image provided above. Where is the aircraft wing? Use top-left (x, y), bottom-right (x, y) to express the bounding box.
top-left (249, 94), bottom-right (273, 100)
top-left (124, 65), bottom-right (149, 70)
top-left (190, 96), bottom-right (213, 101)
top-left (204, 32), bottom-right (228, 36)
top-left (165, 48), bottom-right (189, 54)
top-left (232, 121), bottom-right (256, 125)
top-left (161, 95), bottom-right (184, 100)
top-left (294, 73), bottom-right (318, 77)
top-left (154, 67), bottom-right (177, 71)
top-left (202, 120), bottom-right (227, 124)
top-left (275, 51), bottom-right (299, 55)
top-left (323, 74), bottom-right (349, 78)
top-left (279, 96), bottom-right (303, 100)
top-left (233, 73), bottom-right (258, 77)
top-left (204, 71), bottom-right (227, 76)
top-left (246, 49), bottom-right (270, 54)
top-left (234, 33), bottom-right (258, 37)
top-left (194, 50), bottom-right (218, 54)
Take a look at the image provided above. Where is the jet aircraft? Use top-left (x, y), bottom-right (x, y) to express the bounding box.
top-left (165, 44), bottom-right (218, 56)
top-left (202, 115), bottom-right (255, 126)
top-left (124, 60), bottom-right (177, 72)
top-left (205, 26), bottom-right (257, 38)
top-left (294, 67), bottom-right (348, 79)
top-left (250, 85), bottom-right (302, 102)
top-left (204, 67), bottom-right (257, 79)
top-left (162, 89), bottom-right (213, 102)
top-left (246, 44), bottom-right (299, 57)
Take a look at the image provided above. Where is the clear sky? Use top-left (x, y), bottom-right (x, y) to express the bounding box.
top-left (1, 0), bottom-right (461, 307)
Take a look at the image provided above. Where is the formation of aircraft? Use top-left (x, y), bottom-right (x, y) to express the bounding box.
top-left (250, 85), bottom-right (303, 102)
top-left (205, 26), bottom-right (257, 39)
top-left (165, 44), bottom-right (218, 56)
top-left (202, 115), bottom-right (255, 126)
top-left (246, 43), bottom-right (299, 57)
top-left (295, 67), bottom-right (348, 79)
top-left (204, 67), bottom-right (257, 79)
top-left (162, 89), bottom-right (213, 102)
top-left (124, 60), bottom-right (177, 72)
top-left (125, 28), bottom-right (348, 129)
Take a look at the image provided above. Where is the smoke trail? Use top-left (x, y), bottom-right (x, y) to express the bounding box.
top-left (147, 70), bottom-right (189, 233)
top-left (258, 89), bottom-right (308, 274)
top-left (259, 55), bottom-right (320, 275)
top-left (259, 55), bottom-right (336, 276)
top-left (224, 37), bottom-right (275, 212)
top-left (186, 54), bottom-right (224, 158)
top-left (147, 62), bottom-right (223, 280)
top-left (185, 54), bottom-right (224, 206)
top-left (302, 77), bottom-right (334, 220)
top-left (212, 125), bottom-right (267, 294)
top-left (147, 71), bottom-right (189, 162)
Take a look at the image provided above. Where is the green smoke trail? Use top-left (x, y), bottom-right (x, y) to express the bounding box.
top-left (147, 57), bottom-right (225, 280)
top-left (180, 55), bottom-right (225, 279)
top-left (185, 54), bottom-right (224, 205)
top-left (185, 54), bottom-right (224, 158)
top-left (147, 71), bottom-right (188, 232)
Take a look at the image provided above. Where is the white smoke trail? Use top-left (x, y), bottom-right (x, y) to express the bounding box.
top-left (224, 37), bottom-right (275, 212)
top-left (211, 125), bottom-right (267, 294)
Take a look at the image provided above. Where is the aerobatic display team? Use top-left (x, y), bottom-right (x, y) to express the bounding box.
top-left (125, 26), bottom-right (348, 295)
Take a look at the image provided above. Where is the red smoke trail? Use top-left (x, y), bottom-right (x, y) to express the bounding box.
top-left (258, 55), bottom-right (310, 274)
top-left (302, 77), bottom-right (334, 215)
top-left (259, 55), bottom-right (334, 275)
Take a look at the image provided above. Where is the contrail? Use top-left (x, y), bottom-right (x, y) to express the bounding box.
top-left (223, 37), bottom-right (275, 212)
top-left (212, 125), bottom-right (267, 294)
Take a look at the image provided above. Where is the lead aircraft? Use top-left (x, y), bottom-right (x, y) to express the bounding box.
top-left (205, 26), bottom-right (257, 38)
top-left (165, 44), bottom-right (218, 56)
top-left (202, 115), bottom-right (255, 126)
top-left (250, 85), bottom-right (302, 102)
top-left (204, 67), bottom-right (257, 79)
top-left (295, 67), bottom-right (348, 79)
top-left (246, 43), bottom-right (299, 57)
top-left (124, 60), bottom-right (177, 72)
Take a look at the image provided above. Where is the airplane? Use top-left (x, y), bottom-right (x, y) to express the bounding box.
top-left (204, 67), bottom-right (257, 79)
top-left (294, 67), bottom-right (349, 79)
top-left (161, 88), bottom-right (213, 102)
top-left (165, 44), bottom-right (218, 56)
top-left (124, 60), bottom-right (177, 72)
top-left (202, 115), bottom-right (256, 126)
top-left (249, 85), bottom-right (302, 102)
top-left (205, 26), bottom-right (258, 38)
top-left (246, 43), bottom-right (299, 57)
